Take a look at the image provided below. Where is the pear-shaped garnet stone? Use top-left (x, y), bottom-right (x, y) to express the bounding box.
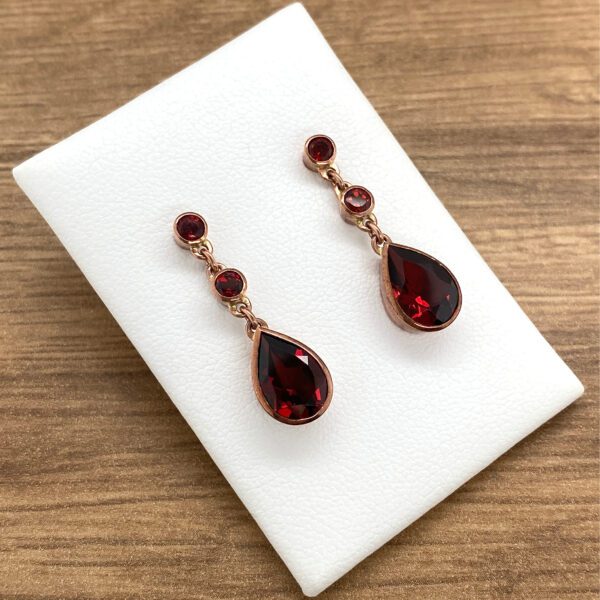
top-left (253, 329), bottom-right (331, 425)
top-left (384, 244), bottom-right (461, 330)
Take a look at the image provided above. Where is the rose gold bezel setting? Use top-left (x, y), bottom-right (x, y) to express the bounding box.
top-left (250, 327), bottom-right (333, 426)
top-left (339, 185), bottom-right (375, 222)
top-left (173, 212), bottom-right (208, 248)
top-left (380, 242), bottom-right (462, 332)
top-left (303, 134), bottom-right (337, 171)
top-left (211, 268), bottom-right (247, 302)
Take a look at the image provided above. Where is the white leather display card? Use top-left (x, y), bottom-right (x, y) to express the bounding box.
top-left (13, 4), bottom-right (583, 596)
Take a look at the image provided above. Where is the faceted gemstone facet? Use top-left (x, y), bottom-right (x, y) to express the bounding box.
top-left (214, 269), bottom-right (244, 299)
top-left (255, 330), bottom-right (330, 423)
top-left (307, 136), bottom-right (335, 163)
top-left (385, 244), bottom-right (460, 328)
top-left (343, 186), bottom-right (373, 214)
top-left (176, 213), bottom-right (206, 242)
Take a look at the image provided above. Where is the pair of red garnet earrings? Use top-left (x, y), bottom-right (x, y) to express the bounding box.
top-left (174, 135), bottom-right (462, 426)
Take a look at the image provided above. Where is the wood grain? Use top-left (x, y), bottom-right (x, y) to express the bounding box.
top-left (0, 1), bottom-right (598, 598)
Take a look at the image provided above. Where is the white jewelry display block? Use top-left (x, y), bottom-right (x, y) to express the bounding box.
top-left (13, 4), bottom-right (583, 596)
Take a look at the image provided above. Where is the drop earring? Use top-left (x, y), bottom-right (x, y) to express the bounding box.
top-left (303, 135), bottom-right (462, 332)
top-left (174, 212), bottom-right (333, 425)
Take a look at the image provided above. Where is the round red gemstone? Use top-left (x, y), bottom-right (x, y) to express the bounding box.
top-left (307, 136), bottom-right (335, 163)
top-left (343, 186), bottom-right (373, 214)
top-left (214, 269), bottom-right (245, 298)
top-left (176, 213), bottom-right (206, 242)
top-left (256, 331), bottom-right (329, 424)
top-left (386, 245), bottom-right (460, 328)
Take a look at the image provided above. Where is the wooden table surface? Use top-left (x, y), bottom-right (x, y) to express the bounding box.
top-left (1, 1), bottom-right (598, 598)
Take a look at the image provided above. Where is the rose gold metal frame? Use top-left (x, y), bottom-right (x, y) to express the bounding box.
top-left (303, 134), bottom-right (337, 171)
top-left (173, 212), bottom-right (208, 248)
top-left (380, 242), bottom-right (462, 332)
top-left (211, 267), bottom-right (248, 303)
top-left (250, 327), bottom-right (334, 426)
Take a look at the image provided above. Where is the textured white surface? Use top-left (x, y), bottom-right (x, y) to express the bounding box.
top-left (13, 4), bottom-right (583, 596)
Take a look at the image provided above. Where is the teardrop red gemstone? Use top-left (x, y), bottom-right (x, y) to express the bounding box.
top-left (386, 244), bottom-right (460, 328)
top-left (255, 330), bottom-right (330, 424)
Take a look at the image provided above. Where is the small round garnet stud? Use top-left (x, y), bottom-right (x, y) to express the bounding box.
top-left (303, 134), bottom-right (336, 170)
